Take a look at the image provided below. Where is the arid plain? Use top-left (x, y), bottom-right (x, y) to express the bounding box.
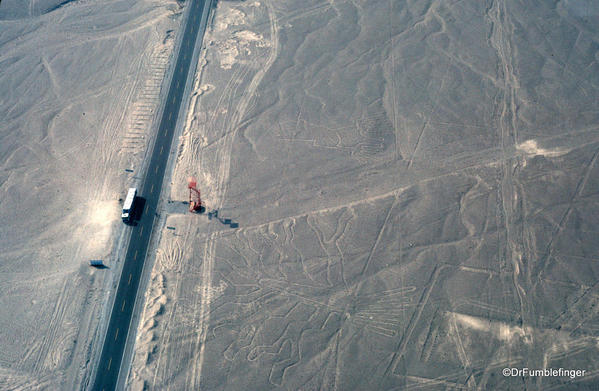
top-left (128, 0), bottom-right (599, 390)
top-left (1, 0), bottom-right (599, 390)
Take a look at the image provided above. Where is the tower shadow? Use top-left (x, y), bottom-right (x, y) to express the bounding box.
top-left (204, 208), bottom-right (239, 228)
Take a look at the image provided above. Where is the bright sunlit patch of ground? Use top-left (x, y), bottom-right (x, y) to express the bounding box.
top-left (82, 200), bottom-right (119, 254)
top-left (517, 139), bottom-right (568, 158)
top-left (451, 312), bottom-right (530, 343)
top-left (88, 200), bottom-right (119, 226)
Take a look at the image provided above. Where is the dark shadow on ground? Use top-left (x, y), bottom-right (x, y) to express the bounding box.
top-left (127, 196), bottom-right (146, 226)
top-left (164, 201), bottom-right (239, 228)
top-left (204, 208), bottom-right (239, 228)
top-left (89, 263), bottom-right (109, 269)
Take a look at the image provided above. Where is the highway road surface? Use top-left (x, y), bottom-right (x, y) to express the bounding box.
top-left (91, 0), bottom-right (212, 389)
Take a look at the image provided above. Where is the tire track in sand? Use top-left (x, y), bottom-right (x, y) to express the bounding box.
top-left (213, 0), bottom-right (280, 209)
top-left (31, 277), bottom-right (70, 373)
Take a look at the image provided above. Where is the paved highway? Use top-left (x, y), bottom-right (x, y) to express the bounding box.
top-left (91, 0), bottom-right (212, 389)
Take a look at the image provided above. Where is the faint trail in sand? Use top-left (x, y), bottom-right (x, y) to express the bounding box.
top-left (29, 0), bottom-right (37, 17)
top-left (487, 0), bottom-right (528, 330)
top-left (386, 0), bottom-right (401, 163)
top-left (385, 265), bottom-right (446, 377)
top-left (183, 4), bottom-right (281, 386)
top-left (189, 232), bottom-right (216, 389)
top-left (538, 147), bottom-right (599, 279)
top-left (32, 278), bottom-right (70, 373)
top-left (148, 220), bottom-right (191, 388)
top-left (360, 196), bottom-right (397, 275)
top-left (41, 56), bottom-right (62, 100)
top-left (215, 0), bottom-right (279, 208)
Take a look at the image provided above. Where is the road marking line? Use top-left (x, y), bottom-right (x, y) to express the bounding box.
top-left (151, 183), bottom-right (154, 193)
top-left (176, 81), bottom-right (180, 88)
top-left (128, 274), bottom-right (132, 285)
top-left (107, 357), bottom-right (112, 371)
top-left (168, 112), bottom-right (172, 120)
top-left (134, 250), bottom-right (138, 260)
top-left (155, 165), bottom-right (159, 173)
top-left (115, 328), bottom-right (119, 340)
top-left (139, 226), bottom-right (144, 236)
top-left (160, 146), bottom-right (164, 155)
top-left (121, 300), bottom-right (126, 311)
top-left (172, 96), bottom-right (175, 104)
top-left (184, 53), bottom-right (187, 60)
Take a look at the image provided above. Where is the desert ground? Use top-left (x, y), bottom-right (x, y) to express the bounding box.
top-left (127, 0), bottom-right (599, 390)
top-left (2, 0), bottom-right (599, 390)
top-left (0, 1), bottom-right (185, 389)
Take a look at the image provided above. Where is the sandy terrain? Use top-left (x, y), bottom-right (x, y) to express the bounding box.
top-left (2, 0), bottom-right (599, 390)
top-left (127, 0), bottom-right (599, 390)
top-left (0, 1), bottom-right (184, 389)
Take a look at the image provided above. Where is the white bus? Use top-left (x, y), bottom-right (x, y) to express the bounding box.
top-left (121, 188), bottom-right (137, 223)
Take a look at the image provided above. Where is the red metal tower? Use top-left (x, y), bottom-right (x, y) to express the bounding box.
top-left (188, 177), bottom-right (202, 212)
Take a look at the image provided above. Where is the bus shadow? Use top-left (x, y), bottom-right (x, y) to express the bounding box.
top-left (126, 197), bottom-right (146, 226)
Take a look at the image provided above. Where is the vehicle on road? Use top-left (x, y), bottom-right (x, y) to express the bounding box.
top-left (121, 188), bottom-right (137, 223)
